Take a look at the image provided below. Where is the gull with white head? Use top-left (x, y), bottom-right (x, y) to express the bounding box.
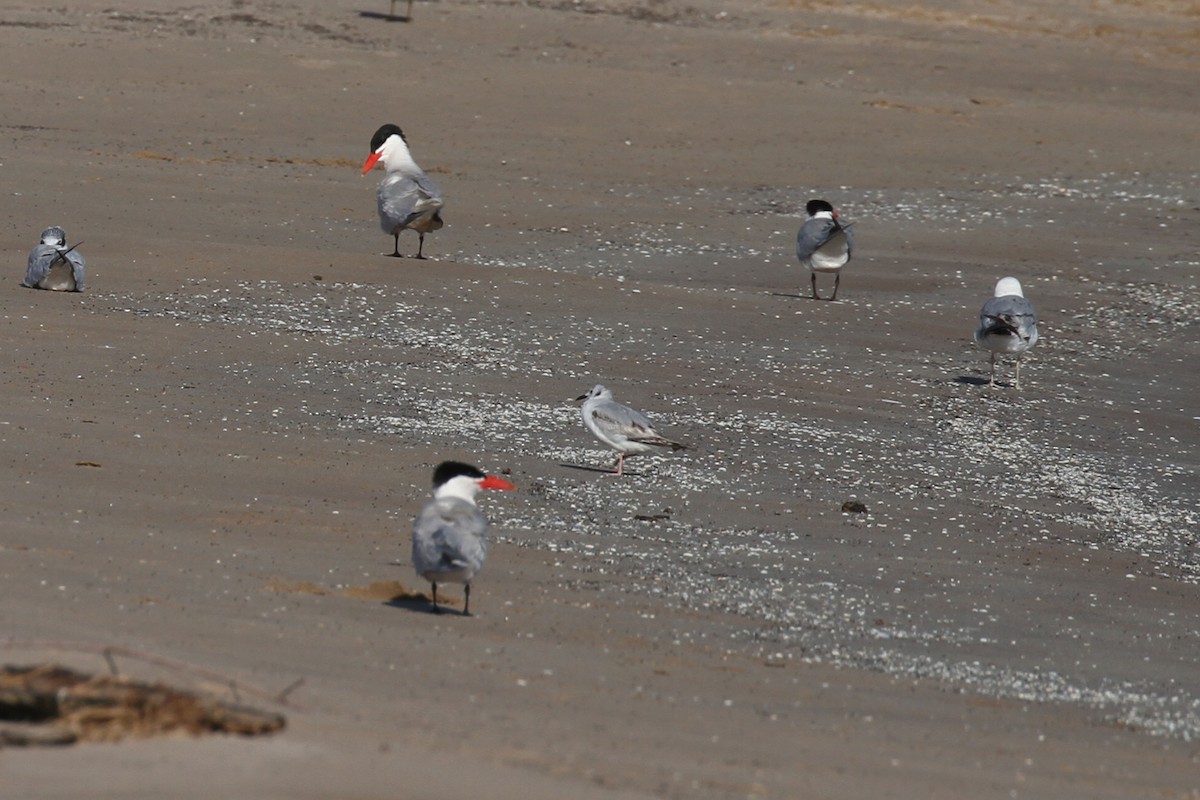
top-left (575, 385), bottom-right (687, 477)
top-left (974, 277), bottom-right (1039, 389)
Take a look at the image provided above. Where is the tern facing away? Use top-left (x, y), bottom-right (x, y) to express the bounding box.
top-left (412, 461), bottom-right (515, 615)
top-left (576, 385), bottom-right (687, 477)
top-left (796, 199), bottom-right (854, 300)
top-left (361, 123), bottom-right (444, 259)
top-left (974, 277), bottom-right (1039, 389)
top-left (25, 227), bottom-right (86, 292)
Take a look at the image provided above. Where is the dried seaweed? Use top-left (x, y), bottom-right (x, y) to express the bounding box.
top-left (0, 664), bottom-right (285, 748)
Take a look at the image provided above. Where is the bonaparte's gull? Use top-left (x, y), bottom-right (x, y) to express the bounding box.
top-left (575, 384), bottom-right (686, 477)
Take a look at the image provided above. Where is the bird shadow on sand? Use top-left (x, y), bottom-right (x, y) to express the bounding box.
top-left (382, 594), bottom-right (435, 613)
top-left (381, 594), bottom-right (470, 618)
top-left (379, 562), bottom-right (443, 614)
top-left (769, 291), bottom-right (838, 302)
top-left (358, 11), bottom-right (411, 22)
top-left (382, 590), bottom-right (468, 616)
top-left (953, 375), bottom-right (992, 387)
top-left (557, 462), bottom-right (642, 477)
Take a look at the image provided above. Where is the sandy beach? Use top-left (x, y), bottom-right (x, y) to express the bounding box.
top-left (1, 1), bottom-right (1198, 797)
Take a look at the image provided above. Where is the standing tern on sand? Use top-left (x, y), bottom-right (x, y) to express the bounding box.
top-left (412, 461), bottom-right (515, 615)
top-left (796, 199), bottom-right (854, 300)
top-left (24, 227), bottom-right (86, 292)
top-left (974, 277), bottom-right (1039, 389)
top-left (576, 385), bottom-right (687, 477)
top-left (361, 123), bottom-right (444, 259)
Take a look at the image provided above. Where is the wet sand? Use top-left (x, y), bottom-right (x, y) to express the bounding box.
top-left (1, 1), bottom-right (1198, 797)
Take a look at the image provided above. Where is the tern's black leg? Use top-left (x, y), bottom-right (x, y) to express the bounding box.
top-left (463, 583), bottom-right (472, 616)
top-left (830, 273), bottom-right (840, 301)
top-left (414, 233), bottom-right (427, 259)
top-left (810, 273), bottom-right (820, 300)
top-left (388, 233), bottom-right (402, 258)
top-left (431, 582), bottom-right (442, 613)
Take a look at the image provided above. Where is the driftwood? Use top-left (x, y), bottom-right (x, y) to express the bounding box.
top-left (0, 664), bottom-right (286, 747)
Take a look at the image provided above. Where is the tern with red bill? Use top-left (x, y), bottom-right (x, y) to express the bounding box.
top-left (796, 199), bottom-right (854, 300)
top-left (974, 277), bottom-right (1039, 389)
top-left (412, 461), bottom-right (515, 615)
top-left (361, 123), bottom-right (444, 259)
top-left (576, 384), bottom-right (687, 477)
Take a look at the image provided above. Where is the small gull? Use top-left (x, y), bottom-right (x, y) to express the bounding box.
top-left (796, 199), bottom-right (854, 301)
top-left (575, 384), bottom-right (687, 477)
top-left (24, 227), bottom-right (86, 292)
top-left (412, 460), bottom-right (515, 615)
top-left (974, 277), bottom-right (1039, 389)
top-left (361, 123), bottom-right (444, 259)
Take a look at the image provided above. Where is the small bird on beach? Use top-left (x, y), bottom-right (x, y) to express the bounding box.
top-left (24, 226), bottom-right (86, 292)
top-left (412, 461), bottom-right (515, 615)
top-left (575, 384), bottom-right (687, 477)
top-left (361, 123), bottom-right (444, 259)
top-left (974, 277), bottom-right (1039, 389)
top-left (796, 199), bottom-right (854, 300)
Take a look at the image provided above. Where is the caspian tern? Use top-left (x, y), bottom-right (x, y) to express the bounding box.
top-left (24, 227), bottom-right (86, 292)
top-left (411, 461), bottom-right (515, 615)
top-left (796, 199), bottom-right (854, 301)
top-left (575, 384), bottom-right (687, 477)
top-left (974, 277), bottom-right (1039, 389)
top-left (361, 123), bottom-right (444, 259)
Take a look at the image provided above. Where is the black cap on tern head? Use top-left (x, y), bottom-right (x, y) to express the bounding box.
top-left (805, 199), bottom-right (835, 217)
top-left (432, 460), bottom-right (487, 488)
top-left (370, 123), bottom-right (406, 153)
